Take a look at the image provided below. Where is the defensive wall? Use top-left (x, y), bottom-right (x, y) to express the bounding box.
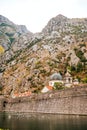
top-left (0, 85), bottom-right (87, 115)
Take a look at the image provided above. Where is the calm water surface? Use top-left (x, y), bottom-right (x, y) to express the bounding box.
top-left (0, 112), bottom-right (87, 130)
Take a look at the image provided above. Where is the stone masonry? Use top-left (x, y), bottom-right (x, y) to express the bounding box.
top-left (0, 85), bottom-right (87, 115)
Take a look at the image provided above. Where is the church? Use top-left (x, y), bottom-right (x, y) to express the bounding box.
top-left (41, 71), bottom-right (79, 93)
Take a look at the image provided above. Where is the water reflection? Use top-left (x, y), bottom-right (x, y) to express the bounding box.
top-left (0, 112), bottom-right (87, 130)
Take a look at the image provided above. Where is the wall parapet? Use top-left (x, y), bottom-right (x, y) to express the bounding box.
top-left (8, 85), bottom-right (87, 103)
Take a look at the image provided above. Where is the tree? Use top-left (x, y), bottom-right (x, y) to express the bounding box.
top-left (76, 62), bottom-right (83, 72)
top-left (69, 65), bottom-right (76, 72)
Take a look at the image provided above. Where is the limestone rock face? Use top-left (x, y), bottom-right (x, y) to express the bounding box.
top-left (42, 14), bottom-right (68, 34)
top-left (16, 25), bottom-right (29, 34)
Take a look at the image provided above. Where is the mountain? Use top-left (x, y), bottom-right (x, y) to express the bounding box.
top-left (42, 14), bottom-right (87, 35)
top-left (0, 15), bottom-right (32, 52)
top-left (0, 15), bottom-right (30, 33)
top-left (42, 14), bottom-right (68, 34)
top-left (0, 14), bottom-right (87, 96)
top-left (0, 15), bottom-right (33, 70)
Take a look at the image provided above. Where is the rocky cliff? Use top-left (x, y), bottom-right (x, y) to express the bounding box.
top-left (0, 14), bottom-right (87, 96)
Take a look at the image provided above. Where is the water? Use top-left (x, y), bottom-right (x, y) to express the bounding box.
top-left (0, 112), bottom-right (87, 130)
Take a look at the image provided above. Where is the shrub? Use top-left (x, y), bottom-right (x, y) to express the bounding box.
top-left (9, 37), bottom-right (15, 43)
top-left (70, 65), bottom-right (76, 72)
top-left (76, 62), bottom-right (83, 72)
top-left (79, 43), bottom-right (86, 48)
top-left (76, 76), bottom-right (81, 82)
top-left (82, 77), bottom-right (87, 83)
top-left (76, 50), bottom-right (84, 59)
top-left (54, 82), bottom-right (64, 90)
top-left (5, 33), bottom-right (14, 37)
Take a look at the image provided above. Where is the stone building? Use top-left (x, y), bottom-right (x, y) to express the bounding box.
top-left (64, 71), bottom-right (73, 87)
top-left (41, 86), bottom-right (53, 93)
top-left (49, 72), bottom-right (63, 87)
top-left (41, 71), bottom-right (79, 93)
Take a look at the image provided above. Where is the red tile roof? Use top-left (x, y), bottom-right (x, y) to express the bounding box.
top-left (47, 86), bottom-right (53, 90)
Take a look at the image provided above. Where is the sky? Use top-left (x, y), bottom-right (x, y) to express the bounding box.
top-left (0, 0), bottom-right (87, 33)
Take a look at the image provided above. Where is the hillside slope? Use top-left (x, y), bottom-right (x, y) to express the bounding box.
top-left (0, 14), bottom-right (87, 95)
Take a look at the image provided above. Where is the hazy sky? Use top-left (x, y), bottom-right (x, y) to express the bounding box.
top-left (0, 0), bottom-right (87, 33)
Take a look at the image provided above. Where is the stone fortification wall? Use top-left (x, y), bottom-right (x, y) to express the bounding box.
top-left (1, 85), bottom-right (87, 115)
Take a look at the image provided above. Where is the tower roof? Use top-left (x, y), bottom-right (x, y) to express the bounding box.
top-left (65, 71), bottom-right (71, 77)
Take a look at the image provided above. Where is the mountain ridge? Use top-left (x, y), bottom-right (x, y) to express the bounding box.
top-left (0, 15), bottom-right (30, 33)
